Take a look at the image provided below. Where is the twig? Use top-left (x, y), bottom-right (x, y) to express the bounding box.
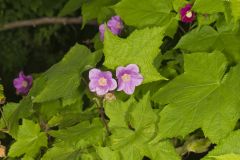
top-left (93, 98), bottom-right (111, 135)
top-left (0, 17), bottom-right (97, 31)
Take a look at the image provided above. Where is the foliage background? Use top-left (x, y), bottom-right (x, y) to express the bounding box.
top-left (0, 0), bottom-right (98, 101)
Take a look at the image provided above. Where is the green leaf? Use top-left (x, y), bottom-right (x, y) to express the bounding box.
top-left (153, 52), bottom-right (240, 143)
top-left (165, 17), bottom-right (179, 38)
top-left (0, 103), bottom-right (18, 129)
top-left (172, 0), bottom-right (187, 12)
top-left (107, 93), bottom-right (157, 149)
top-left (82, 0), bottom-right (117, 26)
top-left (104, 97), bottom-right (134, 128)
top-left (44, 119), bottom-right (103, 160)
top-left (8, 119), bottom-right (47, 158)
top-left (192, 0), bottom-right (225, 14)
top-left (106, 93), bottom-right (156, 159)
top-left (97, 6), bottom-right (115, 24)
top-left (8, 97), bottom-right (33, 138)
top-left (114, 0), bottom-right (175, 28)
top-left (210, 154), bottom-right (240, 160)
top-left (49, 119), bottom-right (104, 147)
top-left (176, 136), bottom-right (211, 156)
top-left (230, 0), bottom-right (240, 23)
top-left (203, 131), bottom-right (240, 160)
top-left (105, 93), bottom-right (179, 159)
top-left (33, 44), bottom-right (102, 103)
top-left (42, 142), bottom-right (82, 160)
top-left (22, 155), bottom-right (35, 160)
top-left (47, 106), bottom-right (97, 128)
top-left (186, 138), bottom-right (211, 153)
top-left (144, 141), bottom-right (180, 160)
top-left (104, 27), bottom-right (166, 84)
top-left (176, 26), bottom-right (219, 51)
top-left (176, 26), bottom-right (240, 63)
top-left (197, 14), bottom-right (218, 27)
top-left (0, 83), bottom-right (5, 104)
top-left (58, 0), bottom-right (84, 16)
top-left (96, 147), bottom-right (120, 160)
top-left (39, 100), bottom-right (62, 121)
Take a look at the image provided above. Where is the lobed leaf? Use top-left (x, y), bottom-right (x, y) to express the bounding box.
top-left (114, 0), bottom-right (174, 28)
top-left (104, 27), bottom-right (166, 84)
top-left (33, 44), bottom-right (102, 103)
top-left (8, 119), bottom-right (48, 158)
top-left (176, 26), bottom-right (240, 63)
top-left (153, 52), bottom-right (240, 143)
top-left (203, 131), bottom-right (240, 160)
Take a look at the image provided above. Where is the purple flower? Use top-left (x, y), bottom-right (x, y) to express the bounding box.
top-left (180, 4), bottom-right (196, 23)
top-left (89, 69), bottom-right (117, 96)
top-left (99, 24), bottom-right (105, 41)
top-left (13, 71), bottom-right (33, 95)
top-left (99, 16), bottom-right (124, 41)
top-left (107, 16), bottom-right (124, 35)
top-left (116, 64), bottom-right (143, 95)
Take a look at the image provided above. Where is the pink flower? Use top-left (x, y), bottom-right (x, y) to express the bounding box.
top-left (13, 71), bottom-right (33, 95)
top-left (180, 4), bottom-right (196, 23)
top-left (89, 69), bottom-right (117, 96)
top-left (116, 64), bottom-right (143, 95)
top-left (99, 16), bottom-right (124, 41)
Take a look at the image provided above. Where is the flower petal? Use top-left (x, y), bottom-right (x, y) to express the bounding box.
top-left (126, 64), bottom-right (140, 73)
top-left (13, 79), bottom-right (23, 89)
top-left (107, 16), bottom-right (123, 35)
top-left (109, 79), bottom-right (117, 91)
top-left (117, 79), bottom-right (125, 91)
top-left (89, 68), bottom-right (101, 80)
top-left (99, 24), bottom-right (105, 41)
top-left (96, 87), bottom-right (108, 96)
top-left (18, 71), bottom-right (25, 78)
top-left (131, 74), bottom-right (143, 86)
top-left (103, 71), bottom-right (113, 79)
top-left (89, 80), bottom-right (98, 92)
top-left (123, 83), bottom-right (135, 95)
top-left (116, 66), bottom-right (125, 77)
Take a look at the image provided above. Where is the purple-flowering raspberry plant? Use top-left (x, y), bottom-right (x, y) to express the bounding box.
top-left (89, 68), bottom-right (117, 96)
top-left (180, 4), bottom-right (196, 23)
top-left (13, 71), bottom-right (33, 95)
top-left (99, 16), bottom-right (124, 41)
top-left (116, 64), bottom-right (143, 95)
top-left (4, 0), bottom-right (240, 159)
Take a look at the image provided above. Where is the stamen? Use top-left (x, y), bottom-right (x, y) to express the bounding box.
top-left (121, 74), bottom-right (131, 82)
top-left (98, 77), bottom-right (107, 86)
top-left (22, 81), bottom-right (28, 88)
top-left (186, 11), bottom-right (193, 18)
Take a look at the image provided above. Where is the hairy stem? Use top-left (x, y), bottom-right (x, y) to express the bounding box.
top-left (93, 98), bottom-right (111, 135)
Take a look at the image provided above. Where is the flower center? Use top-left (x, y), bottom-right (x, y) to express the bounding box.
top-left (121, 74), bottom-right (131, 82)
top-left (98, 77), bottom-right (107, 86)
top-left (186, 11), bottom-right (193, 18)
top-left (22, 81), bottom-right (28, 88)
top-left (116, 23), bottom-right (122, 29)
